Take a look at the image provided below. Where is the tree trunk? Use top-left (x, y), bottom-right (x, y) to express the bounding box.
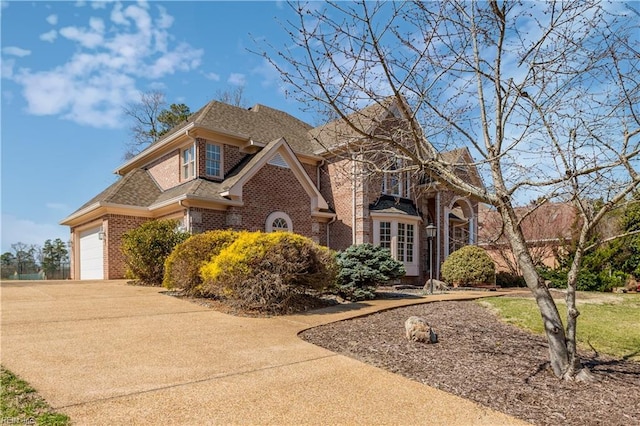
top-left (499, 204), bottom-right (571, 378)
top-left (564, 229), bottom-right (596, 382)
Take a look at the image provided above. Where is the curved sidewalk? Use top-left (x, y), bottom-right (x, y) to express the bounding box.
top-left (1, 280), bottom-right (530, 425)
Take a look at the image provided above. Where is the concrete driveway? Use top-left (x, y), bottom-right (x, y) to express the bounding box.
top-left (1, 280), bottom-right (528, 425)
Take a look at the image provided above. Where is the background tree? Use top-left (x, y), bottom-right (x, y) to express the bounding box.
top-left (268, 0), bottom-right (639, 380)
top-left (41, 238), bottom-right (69, 279)
top-left (214, 86), bottom-right (249, 108)
top-left (123, 91), bottom-right (191, 159)
top-left (10, 242), bottom-right (39, 275)
top-left (1, 252), bottom-right (17, 278)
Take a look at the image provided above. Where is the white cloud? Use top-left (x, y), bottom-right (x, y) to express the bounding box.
top-left (5, 3), bottom-right (203, 129)
top-left (203, 72), bottom-right (220, 81)
top-left (2, 46), bottom-right (30, 57)
top-left (46, 14), bottom-right (58, 25)
top-left (91, 1), bottom-right (109, 10)
top-left (40, 30), bottom-right (58, 43)
top-left (228, 73), bottom-right (246, 86)
top-left (252, 59), bottom-right (280, 88)
top-left (1, 214), bottom-right (70, 253)
top-left (59, 17), bottom-right (105, 49)
top-left (1, 58), bottom-right (14, 79)
top-left (46, 203), bottom-right (70, 211)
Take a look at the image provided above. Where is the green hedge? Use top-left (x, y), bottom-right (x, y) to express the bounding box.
top-left (441, 245), bottom-right (495, 286)
top-left (121, 219), bottom-right (189, 286)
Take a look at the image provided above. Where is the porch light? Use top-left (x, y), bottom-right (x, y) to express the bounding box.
top-left (425, 223), bottom-right (437, 239)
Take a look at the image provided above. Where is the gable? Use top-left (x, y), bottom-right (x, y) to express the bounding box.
top-left (221, 138), bottom-right (330, 214)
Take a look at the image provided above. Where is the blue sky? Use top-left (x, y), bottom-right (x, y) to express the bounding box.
top-left (1, 0), bottom-right (316, 253)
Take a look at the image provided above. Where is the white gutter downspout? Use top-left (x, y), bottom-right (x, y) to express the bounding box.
top-left (351, 154), bottom-right (357, 244)
top-left (317, 159), bottom-right (325, 192)
top-left (326, 215), bottom-right (337, 248)
top-left (179, 199), bottom-right (189, 232)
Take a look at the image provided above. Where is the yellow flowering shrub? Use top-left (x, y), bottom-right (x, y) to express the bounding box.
top-left (163, 229), bottom-right (244, 295)
top-left (200, 231), bottom-right (337, 312)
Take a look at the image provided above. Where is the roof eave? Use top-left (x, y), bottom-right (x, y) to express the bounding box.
top-left (114, 122), bottom-right (196, 175)
top-left (60, 202), bottom-right (153, 227)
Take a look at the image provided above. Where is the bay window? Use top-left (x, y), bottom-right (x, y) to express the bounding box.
top-left (372, 214), bottom-right (421, 276)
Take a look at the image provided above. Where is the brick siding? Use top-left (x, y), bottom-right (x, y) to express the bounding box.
top-left (320, 157), bottom-right (354, 250)
top-left (239, 163), bottom-right (314, 237)
top-left (104, 214), bottom-right (149, 279)
top-left (147, 150), bottom-right (180, 190)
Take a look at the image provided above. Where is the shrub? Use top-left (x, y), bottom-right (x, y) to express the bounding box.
top-left (335, 243), bottom-right (405, 301)
top-left (539, 266), bottom-right (628, 292)
top-left (163, 230), bottom-right (243, 295)
top-left (537, 266), bottom-right (567, 288)
top-left (200, 232), bottom-right (337, 313)
top-left (121, 219), bottom-right (189, 286)
top-left (441, 245), bottom-right (495, 286)
top-left (495, 271), bottom-right (526, 288)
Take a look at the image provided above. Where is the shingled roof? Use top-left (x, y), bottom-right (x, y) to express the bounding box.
top-left (369, 195), bottom-right (420, 217)
top-left (74, 169), bottom-right (162, 211)
top-left (308, 98), bottom-right (396, 154)
top-left (159, 100), bottom-right (319, 155)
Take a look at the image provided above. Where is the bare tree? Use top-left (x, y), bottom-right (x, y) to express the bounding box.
top-left (123, 91), bottom-right (191, 159)
top-left (123, 90), bottom-right (166, 159)
top-left (214, 86), bottom-right (249, 108)
top-left (266, 0), bottom-right (640, 380)
top-left (11, 242), bottom-right (39, 275)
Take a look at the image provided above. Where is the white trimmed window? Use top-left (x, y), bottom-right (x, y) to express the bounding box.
top-left (372, 215), bottom-right (421, 276)
top-left (182, 145), bottom-right (195, 180)
top-left (266, 211), bottom-right (293, 232)
top-left (206, 143), bottom-right (223, 178)
top-left (382, 159), bottom-right (410, 198)
top-left (379, 221), bottom-right (392, 250)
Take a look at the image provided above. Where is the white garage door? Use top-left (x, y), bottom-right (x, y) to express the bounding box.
top-left (79, 227), bottom-right (104, 279)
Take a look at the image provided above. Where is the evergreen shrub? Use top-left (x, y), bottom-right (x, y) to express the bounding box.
top-left (335, 243), bottom-right (405, 301)
top-left (200, 232), bottom-right (337, 312)
top-left (441, 245), bottom-right (495, 286)
top-left (495, 271), bottom-right (526, 288)
top-left (163, 230), bottom-right (243, 295)
top-left (121, 219), bottom-right (189, 286)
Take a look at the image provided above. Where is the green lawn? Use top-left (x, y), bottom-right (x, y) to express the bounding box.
top-left (0, 366), bottom-right (70, 425)
top-left (478, 292), bottom-right (640, 361)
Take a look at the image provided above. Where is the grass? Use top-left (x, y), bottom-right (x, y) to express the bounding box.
top-left (0, 366), bottom-right (70, 425)
top-left (478, 292), bottom-right (640, 361)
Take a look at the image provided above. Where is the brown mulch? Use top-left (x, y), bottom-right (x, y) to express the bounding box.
top-left (163, 290), bottom-right (340, 317)
top-left (300, 299), bottom-right (640, 426)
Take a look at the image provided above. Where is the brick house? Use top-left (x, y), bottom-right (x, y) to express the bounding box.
top-left (61, 99), bottom-right (482, 283)
top-left (478, 202), bottom-right (578, 274)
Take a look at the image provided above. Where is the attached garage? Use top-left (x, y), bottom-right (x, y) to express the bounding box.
top-left (79, 227), bottom-right (104, 280)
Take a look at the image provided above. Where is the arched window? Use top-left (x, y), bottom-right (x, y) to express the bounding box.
top-left (265, 211), bottom-right (293, 232)
top-left (272, 217), bottom-right (289, 231)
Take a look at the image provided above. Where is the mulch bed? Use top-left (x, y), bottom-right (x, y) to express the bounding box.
top-left (300, 299), bottom-right (640, 426)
